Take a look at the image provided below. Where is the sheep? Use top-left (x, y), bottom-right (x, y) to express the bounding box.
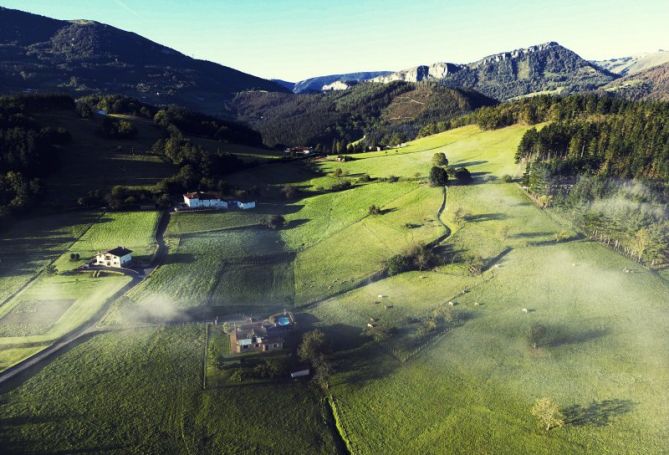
top-left (521, 308), bottom-right (529, 313)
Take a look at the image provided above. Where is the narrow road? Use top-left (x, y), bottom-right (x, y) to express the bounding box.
top-left (0, 211), bottom-right (170, 389)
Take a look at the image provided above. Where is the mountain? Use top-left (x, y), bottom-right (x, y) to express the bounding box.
top-left (371, 42), bottom-right (618, 100)
top-left (275, 71), bottom-right (392, 94)
top-left (594, 50), bottom-right (669, 76)
top-left (0, 7), bottom-right (288, 117)
top-left (231, 81), bottom-right (497, 149)
top-left (602, 62), bottom-right (669, 101)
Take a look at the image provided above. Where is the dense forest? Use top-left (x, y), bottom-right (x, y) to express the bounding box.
top-left (0, 95), bottom-right (72, 219)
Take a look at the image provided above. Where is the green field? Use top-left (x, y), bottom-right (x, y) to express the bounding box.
top-left (1, 124), bottom-right (666, 454)
top-left (0, 325), bottom-right (338, 454)
top-left (0, 211), bottom-right (160, 369)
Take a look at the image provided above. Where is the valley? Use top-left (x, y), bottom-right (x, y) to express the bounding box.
top-left (1, 121), bottom-right (666, 454)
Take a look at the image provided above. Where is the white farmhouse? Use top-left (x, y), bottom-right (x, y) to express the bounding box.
top-left (95, 247), bottom-right (133, 268)
top-left (183, 192), bottom-right (229, 209)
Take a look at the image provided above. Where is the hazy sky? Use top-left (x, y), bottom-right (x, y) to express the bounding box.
top-left (1, 0), bottom-right (668, 81)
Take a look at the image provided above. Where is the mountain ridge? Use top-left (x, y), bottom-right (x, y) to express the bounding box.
top-left (0, 6), bottom-right (288, 117)
top-left (371, 42), bottom-right (618, 100)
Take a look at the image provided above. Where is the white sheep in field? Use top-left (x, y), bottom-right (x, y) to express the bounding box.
top-left (448, 301), bottom-right (455, 306)
top-left (522, 308), bottom-right (529, 313)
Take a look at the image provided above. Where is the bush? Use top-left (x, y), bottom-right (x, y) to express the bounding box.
top-left (368, 204), bottom-right (382, 215)
top-left (502, 174), bottom-right (514, 183)
top-left (429, 166), bottom-right (449, 186)
top-left (265, 214), bottom-right (286, 230)
top-left (432, 152), bottom-right (448, 166)
top-left (330, 180), bottom-right (352, 192)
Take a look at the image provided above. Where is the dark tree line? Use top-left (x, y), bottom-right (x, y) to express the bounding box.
top-left (0, 96), bottom-right (72, 218)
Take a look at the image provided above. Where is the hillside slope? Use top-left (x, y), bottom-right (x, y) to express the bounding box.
top-left (602, 62), bottom-right (669, 101)
top-left (0, 7), bottom-right (287, 117)
top-left (371, 42), bottom-right (617, 100)
top-left (594, 50), bottom-right (669, 76)
top-left (231, 82), bottom-right (497, 148)
top-left (274, 71), bottom-right (393, 94)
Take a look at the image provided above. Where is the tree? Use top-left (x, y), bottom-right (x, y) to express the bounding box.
top-left (298, 329), bottom-right (328, 363)
top-left (280, 184), bottom-right (297, 200)
top-left (528, 324), bottom-right (547, 349)
top-left (265, 214), bottom-right (286, 230)
top-left (333, 168), bottom-right (344, 178)
top-left (632, 228), bottom-right (650, 263)
top-left (432, 152), bottom-right (448, 166)
top-left (531, 398), bottom-right (565, 431)
top-left (312, 355), bottom-right (332, 391)
top-left (368, 204), bottom-right (382, 215)
top-left (429, 166), bottom-right (449, 187)
top-left (45, 264), bottom-right (58, 275)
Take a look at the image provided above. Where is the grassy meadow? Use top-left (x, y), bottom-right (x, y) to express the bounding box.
top-left (1, 124), bottom-right (666, 454)
top-left (0, 211), bottom-right (160, 370)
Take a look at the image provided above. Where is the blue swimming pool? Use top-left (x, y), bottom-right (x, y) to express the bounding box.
top-left (276, 316), bottom-right (291, 326)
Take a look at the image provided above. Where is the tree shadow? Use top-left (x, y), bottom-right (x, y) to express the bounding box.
top-left (452, 160), bottom-right (488, 168)
top-left (464, 213), bottom-right (507, 222)
top-left (283, 219), bottom-right (309, 229)
top-left (563, 399), bottom-right (635, 427)
top-left (379, 208), bottom-right (398, 215)
top-left (546, 326), bottom-right (609, 348)
top-left (510, 231), bottom-right (555, 238)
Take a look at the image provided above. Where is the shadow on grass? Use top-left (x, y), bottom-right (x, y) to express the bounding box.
top-left (564, 399), bottom-right (635, 427)
top-left (546, 326), bottom-right (609, 348)
top-left (452, 160), bottom-right (488, 168)
top-left (464, 212), bottom-right (508, 222)
top-left (510, 231), bottom-right (555, 238)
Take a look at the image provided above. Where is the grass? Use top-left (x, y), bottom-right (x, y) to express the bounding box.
top-left (0, 211), bottom-right (160, 364)
top-left (0, 325), bottom-right (338, 454)
top-left (3, 123), bottom-right (666, 454)
top-left (0, 211), bottom-right (99, 305)
top-left (322, 243), bottom-right (669, 454)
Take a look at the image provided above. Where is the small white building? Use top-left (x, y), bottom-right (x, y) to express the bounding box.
top-left (95, 247), bottom-right (133, 268)
top-left (183, 192), bottom-right (229, 209)
top-left (183, 192), bottom-right (256, 210)
top-left (237, 201), bottom-right (256, 210)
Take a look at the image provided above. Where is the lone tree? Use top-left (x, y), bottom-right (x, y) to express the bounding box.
top-left (429, 166), bottom-right (449, 187)
top-left (368, 204), bottom-right (382, 215)
top-left (298, 329), bottom-right (328, 363)
top-left (432, 152), bottom-right (448, 166)
top-left (265, 214), bottom-right (286, 230)
top-left (528, 323), bottom-right (547, 349)
top-left (531, 397), bottom-right (565, 431)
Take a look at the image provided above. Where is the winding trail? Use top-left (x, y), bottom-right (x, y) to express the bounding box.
top-left (0, 210), bottom-right (170, 389)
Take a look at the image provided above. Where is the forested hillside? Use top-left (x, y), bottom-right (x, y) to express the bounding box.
top-left (231, 81), bottom-right (497, 150)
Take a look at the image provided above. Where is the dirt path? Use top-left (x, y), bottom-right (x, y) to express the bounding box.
top-left (0, 211), bottom-right (171, 389)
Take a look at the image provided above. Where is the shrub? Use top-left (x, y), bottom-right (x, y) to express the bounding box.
top-left (502, 174), bottom-right (514, 183)
top-left (265, 214), bottom-right (286, 230)
top-left (330, 180), bottom-right (352, 192)
top-left (429, 166), bottom-right (448, 186)
top-left (368, 204), bottom-right (382, 215)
